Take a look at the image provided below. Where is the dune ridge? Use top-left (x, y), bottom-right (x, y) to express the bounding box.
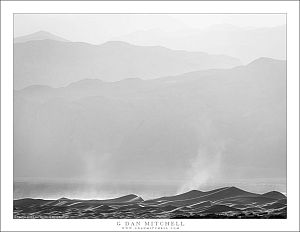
top-left (14, 186), bottom-right (286, 219)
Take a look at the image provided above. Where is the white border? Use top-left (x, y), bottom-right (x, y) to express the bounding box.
top-left (1, 1), bottom-right (299, 231)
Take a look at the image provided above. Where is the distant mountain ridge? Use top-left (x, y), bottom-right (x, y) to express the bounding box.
top-left (15, 57), bottom-right (285, 100)
top-left (113, 24), bottom-right (286, 63)
top-left (14, 58), bottom-right (286, 185)
top-left (14, 30), bottom-right (70, 43)
top-left (14, 33), bottom-right (241, 89)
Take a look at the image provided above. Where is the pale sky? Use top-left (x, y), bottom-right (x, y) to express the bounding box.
top-left (14, 14), bottom-right (286, 44)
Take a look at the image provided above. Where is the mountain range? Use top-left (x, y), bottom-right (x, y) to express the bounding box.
top-left (14, 57), bottom-right (286, 190)
top-left (13, 29), bottom-right (286, 200)
top-left (14, 32), bottom-right (241, 89)
top-left (112, 24), bottom-right (286, 63)
top-left (14, 30), bottom-right (70, 43)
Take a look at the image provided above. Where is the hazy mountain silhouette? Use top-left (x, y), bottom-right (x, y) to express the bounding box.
top-left (14, 186), bottom-right (287, 219)
top-left (14, 37), bottom-right (241, 89)
top-left (14, 31), bottom-right (69, 43)
top-left (113, 24), bottom-right (286, 63)
top-left (14, 58), bottom-right (286, 196)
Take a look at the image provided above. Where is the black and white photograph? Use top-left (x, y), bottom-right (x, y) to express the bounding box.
top-left (13, 13), bottom-right (287, 220)
top-left (1, 1), bottom-right (299, 231)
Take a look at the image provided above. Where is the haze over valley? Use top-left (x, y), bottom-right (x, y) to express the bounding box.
top-left (13, 14), bottom-right (286, 218)
top-left (14, 49), bottom-right (286, 199)
top-left (14, 35), bottom-right (240, 89)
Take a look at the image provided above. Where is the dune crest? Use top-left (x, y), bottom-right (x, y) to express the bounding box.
top-left (14, 186), bottom-right (286, 219)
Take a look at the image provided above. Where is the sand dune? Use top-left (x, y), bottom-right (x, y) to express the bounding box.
top-left (14, 186), bottom-right (286, 219)
top-left (261, 191), bottom-right (286, 200)
top-left (200, 204), bottom-right (241, 214)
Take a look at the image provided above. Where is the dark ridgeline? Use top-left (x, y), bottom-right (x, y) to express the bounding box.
top-left (13, 186), bottom-right (286, 219)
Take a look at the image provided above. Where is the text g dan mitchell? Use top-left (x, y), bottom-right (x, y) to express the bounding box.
top-left (117, 221), bottom-right (185, 230)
